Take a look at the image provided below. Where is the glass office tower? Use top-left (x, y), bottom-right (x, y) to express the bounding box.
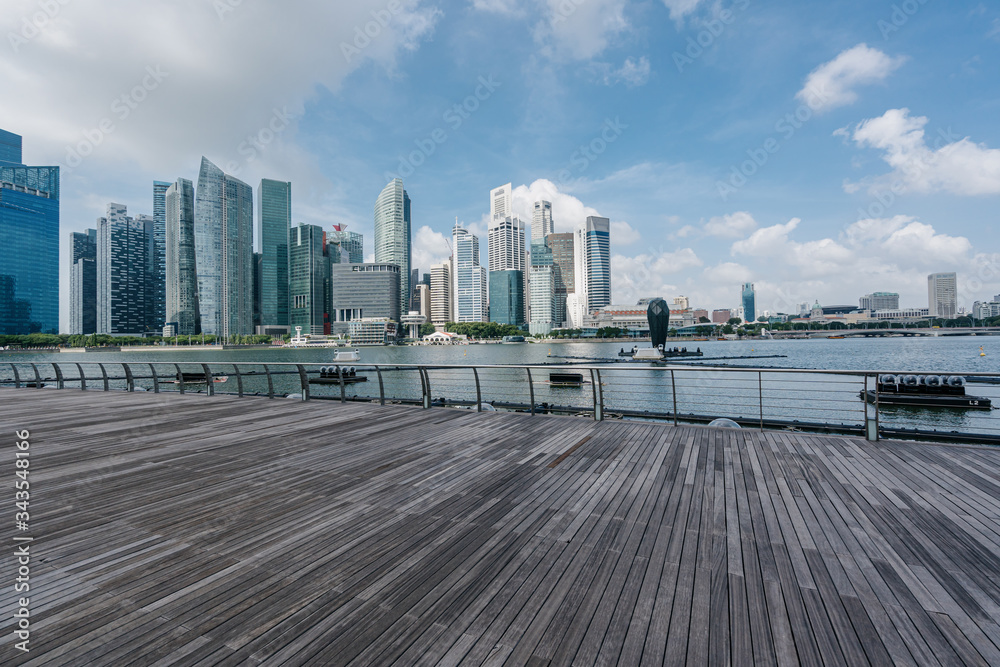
top-left (165, 178), bottom-right (200, 335)
top-left (374, 179), bottom-right (411, 309)
top-left (0, 128), bottom-right (59, 334)
top-left (258, 178), bottom-right (291, 330)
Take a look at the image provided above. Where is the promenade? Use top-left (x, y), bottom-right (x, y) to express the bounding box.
top-left (1, 388), bottom-right (999, 665)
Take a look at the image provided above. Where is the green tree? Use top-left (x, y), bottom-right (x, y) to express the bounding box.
top-left (419, 323), bottom-right (436, 337)
top-left (727, 317), bottom-right (741, 326)
top-left (698, 316), bottom-right (710, 323)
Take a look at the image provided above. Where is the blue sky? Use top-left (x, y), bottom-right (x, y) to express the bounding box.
top-left (2, 0), bottom-right (998, 328)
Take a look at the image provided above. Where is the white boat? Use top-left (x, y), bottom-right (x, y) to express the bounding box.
top-left (333, 349), bottom-right (361, 363)
top-left (286, 326), bottom-right (347, 348)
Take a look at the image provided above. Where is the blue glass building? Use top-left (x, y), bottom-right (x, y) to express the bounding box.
top-left (489, 270), bottom-right (525, 326)
top-left (257, 178), bottom-right (291, 330)
top-left (742, 283), bottom-right (756, 323)
top-left (0, 128), bottom-right (59, 334)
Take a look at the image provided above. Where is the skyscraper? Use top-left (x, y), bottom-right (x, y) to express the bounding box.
top-left (453, 222), bottom-right (486, 322)
top-left (532, 200), bottom-right (552, 243)
top-left (330, 263), bottom-right (401, 332)
top-left (195, 157), bottom-right (253, 338)
top-left (374, 179), bottom-right (411, 308)
top-left (490, 183), bottom-right (512, 220)
top-left (430, 260), bottom-right (452, 326)
top-left (330, 225), bottom-right (363, 263)
top-left (574, 216), bottom-right (611, 317)
top-left (546, 232), bottom-right (574, 327)
top-left (258, 178), bottom-right (291, 331)
top-left (148, 181), bottom-right (170, 333)
top-left (489, 270), bottom-right (524, 325)
top-left (69, 229), bottom-right (97, 334)
top-left (928, 272), bottom-right (957, 319)
top-left (529, 265), bottom-right (555, 335)
top-left (289, 223), bottom-right (329, 335)
top-left (741, 283), bottom-right (756, 323)
top-left (0, 128), bottom-right (59, 334)
top-left (859, 292), bottom-right (899, 311)
top-left (164, 178), bottom-right (200, 335)
top-left (97, 203), bottom-right (147, 334)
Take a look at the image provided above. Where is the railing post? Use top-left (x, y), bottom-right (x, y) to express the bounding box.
top-left (375, 365), bottom-right (385, 406)
top-left (473, 367), bottom-right (482, 412)
top-left (100, 364), bottom-right (109, 391)
top-left (201, 363), bottom-right (214, 396)
top-left (233, 364), bottom-right (243, 397)
top-left (174, 364), bottom-right (184, 395)
top-left (11, 364), bottom-right (21, 389)
top-left (670, 369), bottom-right (678, 427)
top-left (54, 363), bottom-right (64, 389)
top-left (295, 365), bottom-right (309, 400)
top-left (263, 364), bottom-right (274, 399)
top-left (76, 363), bottom-right (86, 391)
top-left (336, 365), bottom-right (346, 404)
top-left (421, 367), bottom-right (432, 409)
top-left (526, 367), bottom-right (535, 415)
top-left (865, 373), bottom-right (880, 441)
top-left (590, 369), bottom-right (604, 421)
top-left (149, 364), bottom-right (159, 393)
top-left (30, 364), bottom-right (41, 389)
top-left (123, 364), bottom-right (135, 392)
top-left (758, 371), bottom-right (764, 432)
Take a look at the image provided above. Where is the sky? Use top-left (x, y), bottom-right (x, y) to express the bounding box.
top-left (2, 0), bottom-right (999, 330)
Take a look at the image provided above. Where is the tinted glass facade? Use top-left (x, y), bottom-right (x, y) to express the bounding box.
top-left (741, 283), bottom-right (756, 322)
top-left (374, 179), bottom-right (411, 310)
top-left (258, 178), bottom-right (290, 328)
top-left (69, 229), bottom-right (97, 334)
top-left (165, 178), bottom-right (200, 335)
top-left (0, 133), bottom-right (59, 334)
top-left (489, 270), bottom-right (524, 325)
top-left (97, 203), bottom-right (147, 334)
top-left (289, 223), bottom-right (329, 335)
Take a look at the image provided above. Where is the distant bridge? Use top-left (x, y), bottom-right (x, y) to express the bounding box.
top-left (769, 327), bottom-right (1000, 339)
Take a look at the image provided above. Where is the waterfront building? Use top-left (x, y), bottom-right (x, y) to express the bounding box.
top-left (859, 291), bottom-right (899, 312)
top-left (0, 128), bottom-right (59, 334)
top-left (927, 272), bottom-right (957, 319)
top-left (330, 263), bottom-right (401, 334)
top-left (252, 251), bottom-right (262, 332)
top-left (97, 203), bottom-right (147, 334)
top-left (257, 178), bottom-right (291, 331)
top-left (488, 212), bottom-right (526, 323)
top-left (430, 260), bottom-right (452, 326)
top-left (973, 300), bottom-right (1000, 320)
top-left (69, 229), bottom-right (97, 334)
top-left (374, 179), bottom-right (411, 313)
top-left (489, 270), bottom-right (524, 326)
top-left (529, 265), bottom-right (555, 335)
top-left (546, 232), bottom-right (574, 327)
top-left (574, 216), bottom-right (611, 316)
top-left (149, 181), bottom-right (170, 333)
top-left (741, 283), bottom-right (756, 323)
top-left (348, 317), bottom-right (397, 345)
top-left (194, 157), bottom-right (254, 338)
top-left (164, 178), bottom-right (200, 335)
top-left (453, 223), bottom-right (487, 322)
top-left (415, 283), bottom-right (431, 320)
top-left (692, 308), bottom-right (708, 322)
top-left (712, 309), bottom-right (731, 324)
top-left (869, 307), bottom-right (931, 321)
top-left (289, 223), bottom-right (329, 336)
top-left (532, 200), bottom-right (553, 243)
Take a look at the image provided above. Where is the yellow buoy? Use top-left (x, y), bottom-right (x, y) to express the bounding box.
top-left (981, 346), bottom-right (986, 357)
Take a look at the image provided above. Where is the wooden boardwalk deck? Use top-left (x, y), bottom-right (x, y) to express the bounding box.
top-left (1, 388), bottom-right (999, 666)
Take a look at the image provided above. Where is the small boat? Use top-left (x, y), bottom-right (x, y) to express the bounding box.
top-left (333, 348), bottom-right (361, 363)
top-left (828, 335), bottom-right (846, 339)
top-left (165, 373), bottom-right (229, 384)
top-left (861, 375), bottom-right (992, 409)
top-left (502, 335), bottom-right (526, 343)
top-left (309, 366), bottom-right (367, 385)
top-left (548, 372), bottom-right (585, 387)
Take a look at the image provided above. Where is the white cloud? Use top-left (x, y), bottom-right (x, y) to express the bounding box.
top-left (704, 211), bottom-right (757, 238)
top-left (471, 0), bottom-right (523, 15)
top-left (796, 44), bottom-right (906, 113)
top-left (612, 248), bottom-right (702, 304)
top-left (661, 0), bottom-right (705, 23)
top-left (850, 108), bottom-right (1000, 195)
top-left (590, 56), bottom-right (651, 87)
top-left (536, 0), bottom-right (629, 61)
top-left (511, 179), bottom-right (601, 234)
top-left (611, 220), bottom-right (640, 245)
top-left (411, 225), bottom-right (452, 273)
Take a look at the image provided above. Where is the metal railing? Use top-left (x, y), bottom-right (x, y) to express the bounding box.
top-left (2, 361), bottom-right (998, 445)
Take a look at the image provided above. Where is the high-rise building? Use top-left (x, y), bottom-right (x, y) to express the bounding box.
top-left (415, 283), bottom-right (431, 319)
top-left (148, 181), bottom-right (169, 333)
top-left (546, 232), bottom-right (574, 327)
top-left (97, 203), bottom-right (147, 334)
top-left (453, 222), bottom-right (487, 322)
top-left (194, 157), bottom-right (253, 338)
top-left (741, 283), bottom-right (756, 323)
top-left (928, 273), bottom-right (957, 319)
top-left (712, 309), bottom-right (731, 323)
top-left (532, 200), bottom-right (553, 243)
top-left (859, 292), bottom-right (899, 311)
top-left (430, 260), bottom-right (452, 326)
top-left (330, 225), bottom-right (363, 263)
top-left (289, 223), bottom-right (329, 335)
top-left (330, 263), bottom-right (401, 333)
top-left (490, 182), bottom-right (512, 221)
top-left (258, 178), bottom-right (291, 330)
top-left (69, 229), bottom-right (97, 334)
top-left (0, 128), bottom-right (59, 334)
top-left (574, 216), bottom-right (611, 318)
top-left (529, 265), bottom-right (555, 335)
top-left (489, 270), bottom-right (524, 325)
top-left (374, 179), bottom-right (411, 310)
top-left (164, 178), bottom-right (200, 335)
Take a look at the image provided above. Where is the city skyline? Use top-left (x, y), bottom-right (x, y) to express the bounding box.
top-left (5, 1), bottom-right (995, 332)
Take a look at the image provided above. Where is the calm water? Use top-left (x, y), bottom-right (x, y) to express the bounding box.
top-left (3, 336), bottom-right (998, 439)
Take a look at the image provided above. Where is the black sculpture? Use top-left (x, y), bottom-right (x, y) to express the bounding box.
top-left (647, 298), bottom-right (670, 350)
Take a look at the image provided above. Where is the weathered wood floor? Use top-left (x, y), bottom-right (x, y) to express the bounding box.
top-left (1, 388), bottom-right (999, 666)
